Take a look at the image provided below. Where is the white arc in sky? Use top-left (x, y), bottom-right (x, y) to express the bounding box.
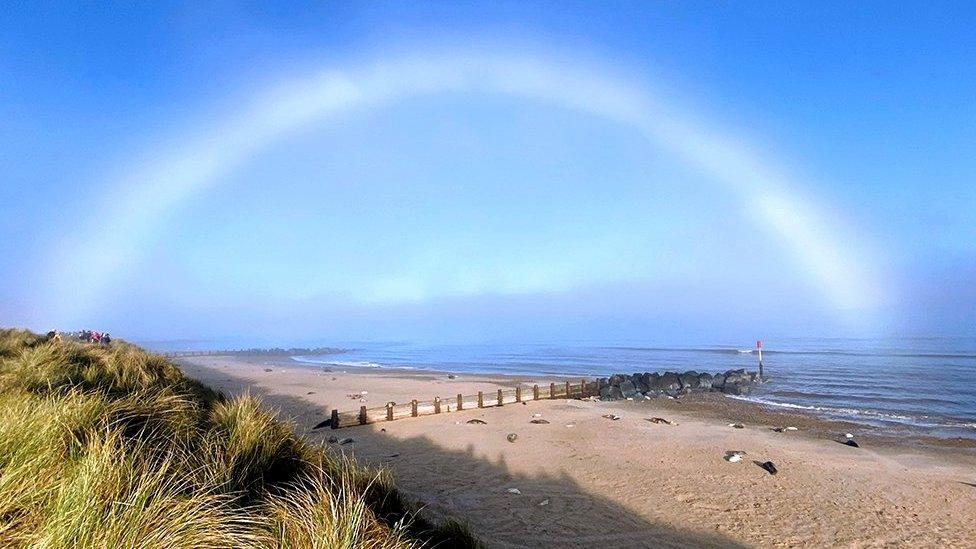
top-left (42, 50), bottom-right (883, 326)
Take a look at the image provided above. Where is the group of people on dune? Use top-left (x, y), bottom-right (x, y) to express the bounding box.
top-left (46, 330), bottom-right (112, 346)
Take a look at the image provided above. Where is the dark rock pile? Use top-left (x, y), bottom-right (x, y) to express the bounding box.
top-left (596, 369), bottom-right (760, 401)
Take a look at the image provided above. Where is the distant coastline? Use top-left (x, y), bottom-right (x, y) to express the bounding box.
top-left (161, 346), bottom-right (349, 358)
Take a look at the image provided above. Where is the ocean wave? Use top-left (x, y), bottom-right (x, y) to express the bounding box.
top-left (329, 361), bottom-right (383, 368)
top-left (766, 390), bottom-right (967, 407)
top-left (291, 357), bottom-right (383, 368)
top-left (600, 346), bottom-right (976, 360)
top-left (726, 395), bottom-right (976, 430)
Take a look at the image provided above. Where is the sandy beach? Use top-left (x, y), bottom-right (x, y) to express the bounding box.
top-left (179, 355), bottom-right (976, 548)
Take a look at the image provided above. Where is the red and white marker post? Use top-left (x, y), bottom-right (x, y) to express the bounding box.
top-left (756, 340), bottom-right (764, 380)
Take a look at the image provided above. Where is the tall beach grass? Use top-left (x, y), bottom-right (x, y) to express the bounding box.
top-left (0, 329), bottom-right (479, 548)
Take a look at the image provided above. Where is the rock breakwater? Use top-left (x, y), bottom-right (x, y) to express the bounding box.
top-left (596, 369), bottom-right (761, 400)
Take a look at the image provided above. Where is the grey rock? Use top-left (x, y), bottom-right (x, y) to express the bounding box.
top-left (679, 371), bottom-right (700, 390)
top-left (601, 385), bottom-right (623, 400)
top-left (657, 372), bottom-right (682, 392)
top-left (724, 369), bottom-right (748, 386)
top-left (619, 380), bottom-right (638, 398)
top-left (632, 375), bottom-right (649, 393)
top-left (609, 374), bottom-right (628, 387)
top-left (646, 372), bottom-right (660, 389)
top-left (722, 384), bottom-right (751, 396)
top-left (698, 373), bottom-right (713, 390)
top-left (712, 373), bottom-right (726, 389)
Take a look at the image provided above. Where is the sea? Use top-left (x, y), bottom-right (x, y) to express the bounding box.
top-left (286, 337), bottom-right (976, 440)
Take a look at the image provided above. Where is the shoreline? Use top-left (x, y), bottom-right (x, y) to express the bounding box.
top-left (288, 354), bottom-right (602, 379)
top-left (177, 354), bottom-right (976, 547)
top-left (231, 354), bottom-right (976, 451)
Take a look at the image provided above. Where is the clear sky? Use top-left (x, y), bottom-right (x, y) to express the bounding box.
top-left (1, 2), bottom-right (974, 344)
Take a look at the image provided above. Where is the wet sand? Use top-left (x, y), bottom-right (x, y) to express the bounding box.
top-left (179, 355), bottom-right (976, 548)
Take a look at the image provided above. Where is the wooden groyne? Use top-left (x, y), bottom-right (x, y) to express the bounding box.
top-left (329, 378), bottom-right (600, 429)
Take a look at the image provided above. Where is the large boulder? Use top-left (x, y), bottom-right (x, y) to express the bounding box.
top-left (619, 380), bottom-right (638, 398)
top-left (646, 372), bottom-right (660, 389)
top-left (679, 371), bottom-right (700, 391)
top-left (722, 383), bottom-right (751, 396)
top-left (711, 373), bottom-right (726, 390)
top-left (632, 374), bottom-right (649, 393)
top-left (723, 369), bottom-right (748, 386)
top-left (698, 372), bottom-right (713, 390)
top-left (609, 374), bottom-right (628, 387)
top-left (721, 368), bottom-right (757, 395)
top-left (657, 372), bottom-right (682, 392)
top-left (600, 385), bottom-right (623, 400)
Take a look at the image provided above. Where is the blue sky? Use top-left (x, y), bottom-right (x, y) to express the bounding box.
top-left (1, 2), bottom-right (974, 343)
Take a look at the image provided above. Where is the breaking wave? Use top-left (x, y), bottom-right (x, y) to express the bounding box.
top-left (726, 394), bottom-right (976, 431)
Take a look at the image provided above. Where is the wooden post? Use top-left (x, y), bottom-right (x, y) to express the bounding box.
top-left (497, 389), bottom-right (503, 406)
top-left (457, 393), bottom-right (463, 411)
top-left (515, 386), bottom-right (522, 402)
top-left (411, 399), bottom-right (418, 417)
top-left (434, 396), bottom-right (441, 414)
top-left (580, 379), bottom-right (586, 398)
top-left (359, 406), bottom-right (367, 425)
top-left (533, 384), bottom-right (540, 400)
top-left (330, 409), bottom-right (339, 430)
top-left (478, 391), bottom-right (484, 408)
top-left (386, 402), bottom-right (394, 421)
top-left (549, 383), bottom-right (555, 399)
top-left (757, 339), bottom-right (764, 380)
top-left (565, 381), bottom-right (571, 398)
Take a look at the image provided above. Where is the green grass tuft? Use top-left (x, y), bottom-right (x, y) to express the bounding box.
top-left (0, 328), bottom-right (478, 548)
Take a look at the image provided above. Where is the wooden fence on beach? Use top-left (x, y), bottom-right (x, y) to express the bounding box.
top-left (329, 378), bottom-right (601, 429)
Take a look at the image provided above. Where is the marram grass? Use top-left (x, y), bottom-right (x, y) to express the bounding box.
top-left (0, 329), bottom-right (480, 548)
